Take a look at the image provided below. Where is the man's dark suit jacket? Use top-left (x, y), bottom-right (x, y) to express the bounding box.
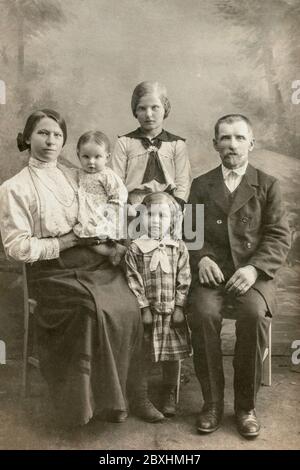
top-left (187, 164), bottom-right (291, 315)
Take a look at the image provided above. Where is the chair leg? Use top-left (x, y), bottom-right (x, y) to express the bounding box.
top-left (176, 360), bottom-right (182, 404)
top-left (262, 323), bottom-right (272, 386)
top-left (22, 299), bottom-right (30, 398)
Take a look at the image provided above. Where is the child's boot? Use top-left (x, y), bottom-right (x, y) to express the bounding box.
top-left (161, 361), bottom-right (179, 417)
top-left (161, 387), bottom-right (176, 417)
top-left (131, 377), bottom-right (164, 423)
top-left (131, 357), bottom-right (164, 423)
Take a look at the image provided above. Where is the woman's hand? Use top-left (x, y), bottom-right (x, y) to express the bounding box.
top-left (58, 231), bottom-right (79, 252)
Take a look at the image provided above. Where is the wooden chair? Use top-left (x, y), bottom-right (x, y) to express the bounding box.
top-left (176, 359), bottom-right (183, 403)
top-left (262, 322), bottom-right (272, 386)
top-left (222, 305), bottom-right (272, 387)
top-left (22, 264), bottom-right (39, 398)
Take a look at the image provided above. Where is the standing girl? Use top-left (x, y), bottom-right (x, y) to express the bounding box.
top-left (111, 81), bottom-right (191, 209)
top-left (125, 192), bottom-right (191, 420)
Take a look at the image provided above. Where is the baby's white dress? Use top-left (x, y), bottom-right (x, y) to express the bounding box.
top-left (73, 167), bottom-right (128, 239)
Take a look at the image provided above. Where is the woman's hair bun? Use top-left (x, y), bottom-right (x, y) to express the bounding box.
top-left (17, 132), bottom-right (30, 152)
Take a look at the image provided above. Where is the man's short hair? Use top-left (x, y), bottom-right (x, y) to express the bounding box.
top-left (214, 114), bottom-right (253, 138)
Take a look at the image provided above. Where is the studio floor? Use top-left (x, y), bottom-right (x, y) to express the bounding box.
top-left (0, 356), bottom-right (299, 450)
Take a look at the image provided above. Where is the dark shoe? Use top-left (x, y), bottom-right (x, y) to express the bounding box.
top-left (196, 402), bottom-right (224, 433)
top-left (161, 389), bottom-right (176, 417)
top-left (106, 410), bottom-right (128, 423)
top-left (94, 409), bottom-right (128, 423)
top-left (132, 398), bottom-right (165, 423)
top-left (236, 409), bottom-right (260, 438)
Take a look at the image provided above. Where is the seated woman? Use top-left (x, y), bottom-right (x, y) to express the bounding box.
top-left (0, 109), bottom-right (153, 426)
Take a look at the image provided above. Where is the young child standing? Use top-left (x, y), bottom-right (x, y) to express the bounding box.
top-left (73, 130), bottom-right (127, 265)
top-left (125, 192), bottom-right (191, 421)
top-left (111, 81), bottom-right (191, 210)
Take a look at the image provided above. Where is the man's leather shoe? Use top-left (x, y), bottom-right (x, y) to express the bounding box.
top-left (236, 409), bottom-right (261, 437)
top-left (196, 402), bottom-right (224, 433)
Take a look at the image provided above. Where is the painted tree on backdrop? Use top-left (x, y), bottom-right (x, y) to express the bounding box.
top-left (0, 0), bottom-right (67, 181)
top-left (0, 0), bottom-right (66, 80)
top-left (216, 0), bottom-right (300, 158)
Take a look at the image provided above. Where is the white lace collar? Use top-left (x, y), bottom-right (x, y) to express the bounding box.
top-left (29, 156), bottom-right (58, 169)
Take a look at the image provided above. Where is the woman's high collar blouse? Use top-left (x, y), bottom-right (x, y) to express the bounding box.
top-left (0, 161), bottom-right (78, 263)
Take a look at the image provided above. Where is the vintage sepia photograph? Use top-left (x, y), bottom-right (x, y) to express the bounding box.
top-left (0, 0), bottom-right (299, 453)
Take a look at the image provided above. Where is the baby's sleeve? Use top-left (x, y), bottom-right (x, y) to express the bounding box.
top-left (105, 170), bottom-right (128, 206)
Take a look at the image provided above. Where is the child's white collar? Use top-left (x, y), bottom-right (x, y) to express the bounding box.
top-left (133, 235), bottom-right (178, 253)
top-left (133, 236), bottom-right (179, 273)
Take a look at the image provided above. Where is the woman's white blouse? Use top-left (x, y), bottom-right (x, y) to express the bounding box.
top-left (0, 158), bottom-right (79, 263)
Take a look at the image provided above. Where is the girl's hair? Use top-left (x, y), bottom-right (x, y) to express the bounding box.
top-left (142, 192), bottom-right (182, 240)
top-left (76, 130), bottom-right (111, 154)
top-left (17, 109), bottom-right (67, 152)
top-left (131, 81), bottom-right (171, 119)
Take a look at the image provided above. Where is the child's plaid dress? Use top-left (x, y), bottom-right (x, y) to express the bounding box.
top-left (125, 236), bottom-right (192, 362)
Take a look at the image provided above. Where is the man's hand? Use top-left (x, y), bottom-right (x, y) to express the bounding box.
top-left (225, 265), bottom-right (258, 296)
top-left (198, 256), bottom-right (225, 287)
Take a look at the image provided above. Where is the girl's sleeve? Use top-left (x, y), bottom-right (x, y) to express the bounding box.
top-left (173, 140), bottom-right (191, 202)
top-left (175, 241), bottom-right (192, 307)
top-left (110, 137), bottom-right (128, 183)
top-left (0, 182), bottom-right (59, 263)
top-left (125, 245), bottom-right (149, 309)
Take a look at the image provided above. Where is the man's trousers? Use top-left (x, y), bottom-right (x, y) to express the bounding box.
top-left (188, 284), bottom-right (271, 411)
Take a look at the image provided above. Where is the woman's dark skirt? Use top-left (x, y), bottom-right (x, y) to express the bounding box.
top-left (27, 246), bottom-right (142, 426)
